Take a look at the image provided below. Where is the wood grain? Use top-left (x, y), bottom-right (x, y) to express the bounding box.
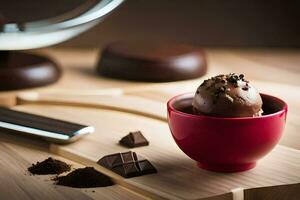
top-left (11, 104), bottom-right (300, 200)
top-left (0, 130), bottom-right (146, 200)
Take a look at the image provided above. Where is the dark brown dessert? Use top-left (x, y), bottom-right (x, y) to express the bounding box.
top-left (97, 41), bottom-right (207, 82)
top-left (97, 151), bottom-right (157, 178)
top-left (0, 52), bottom-right (61, 91)
top-left (54, 167), bottom-right (114, 188)
top-left (119, 131), bottom-right (149, 148)
top-left (28, 157), bottom-right (71, 175)
top-left (192, 73), bottom-right (263, 117)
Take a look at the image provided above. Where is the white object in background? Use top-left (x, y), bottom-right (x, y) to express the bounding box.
top-left (0, 0), bottom-right (124, 50)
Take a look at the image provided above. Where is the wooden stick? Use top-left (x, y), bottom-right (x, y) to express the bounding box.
top-left (28, 79), bottom-right (199, 97)
top-left (0, 93), bottom-right (17, 107)
top-left (17, 92), bottom-right (167, 122)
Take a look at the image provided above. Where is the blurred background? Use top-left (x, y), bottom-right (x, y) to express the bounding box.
top-left (1, 0), bottom-right (300, 48)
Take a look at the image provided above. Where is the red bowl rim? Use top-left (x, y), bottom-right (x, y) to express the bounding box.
top-left (167, 92), bottom-right (288, 120)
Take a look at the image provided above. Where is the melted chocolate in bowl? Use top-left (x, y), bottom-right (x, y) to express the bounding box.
top-left (175, 93), bottom-right (285, 117)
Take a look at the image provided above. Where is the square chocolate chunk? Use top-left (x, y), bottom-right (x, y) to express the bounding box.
top-left (97, 151), bottom-right (157, 178)
top-left (119, 131), bottom-right (149, 148)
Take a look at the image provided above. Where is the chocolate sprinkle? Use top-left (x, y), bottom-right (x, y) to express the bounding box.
top-left (227, 73), bottom-right (245, 86)
top-left (54, 167), bottom-right (114, 188)
top-left (198, 73), bottom-right (249, 104)
top-left (28, 157), bottom-right (71, 175)
top-left (200, 80), bottom-right (208, 87)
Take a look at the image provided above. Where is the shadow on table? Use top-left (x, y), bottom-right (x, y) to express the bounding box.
top-left (0, 128), bottom-right (50, 152)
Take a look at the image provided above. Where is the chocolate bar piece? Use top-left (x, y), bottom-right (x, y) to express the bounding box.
top-left (97, 151), bottom-right (157, 178)
top-left (119, 131), bottom-right (149, 148)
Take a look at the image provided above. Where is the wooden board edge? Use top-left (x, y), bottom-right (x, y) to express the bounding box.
top-left (244, 183), bottom-right (300, 200)
top-left (196, 193), bottom-right (232, 200)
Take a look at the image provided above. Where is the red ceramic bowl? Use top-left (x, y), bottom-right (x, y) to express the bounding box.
top-left (167, 93), bottom-right (288, 172)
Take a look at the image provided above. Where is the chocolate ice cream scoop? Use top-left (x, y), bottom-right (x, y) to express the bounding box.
top-left (192, 73), bottom-right (263, 117)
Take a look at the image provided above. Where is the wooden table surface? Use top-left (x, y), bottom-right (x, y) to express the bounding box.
top-left (0, 48), bottom-right (299, 200)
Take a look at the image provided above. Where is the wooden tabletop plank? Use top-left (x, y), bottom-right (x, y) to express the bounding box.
top-left (11, 104), bottom-right (300, 200)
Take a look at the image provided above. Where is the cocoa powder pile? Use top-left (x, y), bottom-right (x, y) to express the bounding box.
top-left (28, 157), bottom-right (71, 175)
top-left (54, 167), bottom-right (114, 188)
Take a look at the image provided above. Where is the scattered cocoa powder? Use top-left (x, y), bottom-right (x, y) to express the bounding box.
top-left (28, 157), bottom-right (71, 175)
top-left (54, 167), bottom-right (114, 188)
